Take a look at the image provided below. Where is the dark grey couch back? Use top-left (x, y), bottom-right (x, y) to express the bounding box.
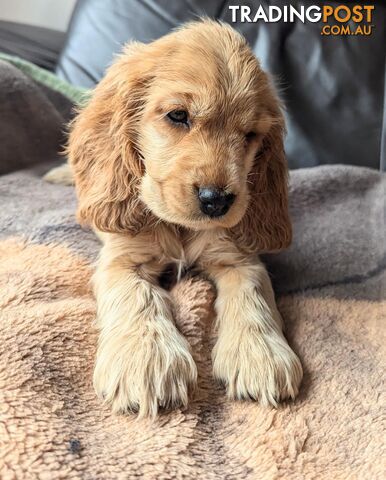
top-left (56, 0), bottom-right (386, 170)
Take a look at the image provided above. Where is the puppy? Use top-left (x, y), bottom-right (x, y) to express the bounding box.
top-left (63, 20), bottom-right (302, 417)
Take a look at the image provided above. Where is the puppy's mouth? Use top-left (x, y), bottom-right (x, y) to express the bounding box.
top-left (164, 198), bottom-right (245, 231)
top-left (140, 176), bottom-right (246, 230)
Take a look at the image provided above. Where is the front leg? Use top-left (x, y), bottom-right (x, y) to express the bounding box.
top-left (93, 233), bottom-right (197, 418)
top-left (208, 256), bottom-right (302, 406)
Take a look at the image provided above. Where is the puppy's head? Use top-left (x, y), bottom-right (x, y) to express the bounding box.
top-left (69, 20), bottom-right (291, 253)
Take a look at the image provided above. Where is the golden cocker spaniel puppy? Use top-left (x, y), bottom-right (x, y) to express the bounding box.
top-left (65, 20), bottom-right (302, 417)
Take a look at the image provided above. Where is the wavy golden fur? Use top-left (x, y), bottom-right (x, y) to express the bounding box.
top-left (51, 20), bottom-right (302, 417)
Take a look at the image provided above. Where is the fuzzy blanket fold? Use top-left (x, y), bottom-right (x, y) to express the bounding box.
top-left (0, 58), bottom-right (385, 480)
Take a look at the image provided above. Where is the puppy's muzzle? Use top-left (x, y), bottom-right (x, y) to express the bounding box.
top-left (197, 186), bottom-right (235, 218)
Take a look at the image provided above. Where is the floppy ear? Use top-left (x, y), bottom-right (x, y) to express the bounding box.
top-left (231, 117), bottom-right (292, 254)
top-left (68, 42), bottom-right (158, 234)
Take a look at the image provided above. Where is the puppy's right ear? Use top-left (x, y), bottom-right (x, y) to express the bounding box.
top-left (68, 42), bottom-right (156, 234)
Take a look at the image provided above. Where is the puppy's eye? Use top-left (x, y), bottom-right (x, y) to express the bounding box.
top-left (245, 131), bottom-right (257, 142)
top-left (167, 109), bottom-right (189, 125)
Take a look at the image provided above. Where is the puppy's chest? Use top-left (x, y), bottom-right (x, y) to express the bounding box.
top-left (157, 235), bottom-right (205, 290)
top-left (158, 229), bottom-right (214, 273)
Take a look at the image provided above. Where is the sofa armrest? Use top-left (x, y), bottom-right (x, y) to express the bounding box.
top-left (0, 20), bottom-right (66, 71)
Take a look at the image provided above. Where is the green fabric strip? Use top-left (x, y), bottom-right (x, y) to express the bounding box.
top-left (0, 53), bottom-right (91, 105)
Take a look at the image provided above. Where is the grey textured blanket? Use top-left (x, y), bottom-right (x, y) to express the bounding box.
top-left (0, 58), bottom-right (385, 479)
top-left (0, 58), bottom-right (74, 175)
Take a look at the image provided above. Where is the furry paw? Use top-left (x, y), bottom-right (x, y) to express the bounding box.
top-left (93, 320), bottom-right (197, 418)
top-left (212, 327), bottom-right (302, 406)
top-left (43, 163), bottom-right (74, 185)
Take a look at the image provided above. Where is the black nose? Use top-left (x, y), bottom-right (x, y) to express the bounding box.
top-left (197, 187), bottom-right (236, 218)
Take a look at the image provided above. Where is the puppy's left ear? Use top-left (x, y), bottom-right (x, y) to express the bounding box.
top-left (231, 115), bottom-right (292, 254)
